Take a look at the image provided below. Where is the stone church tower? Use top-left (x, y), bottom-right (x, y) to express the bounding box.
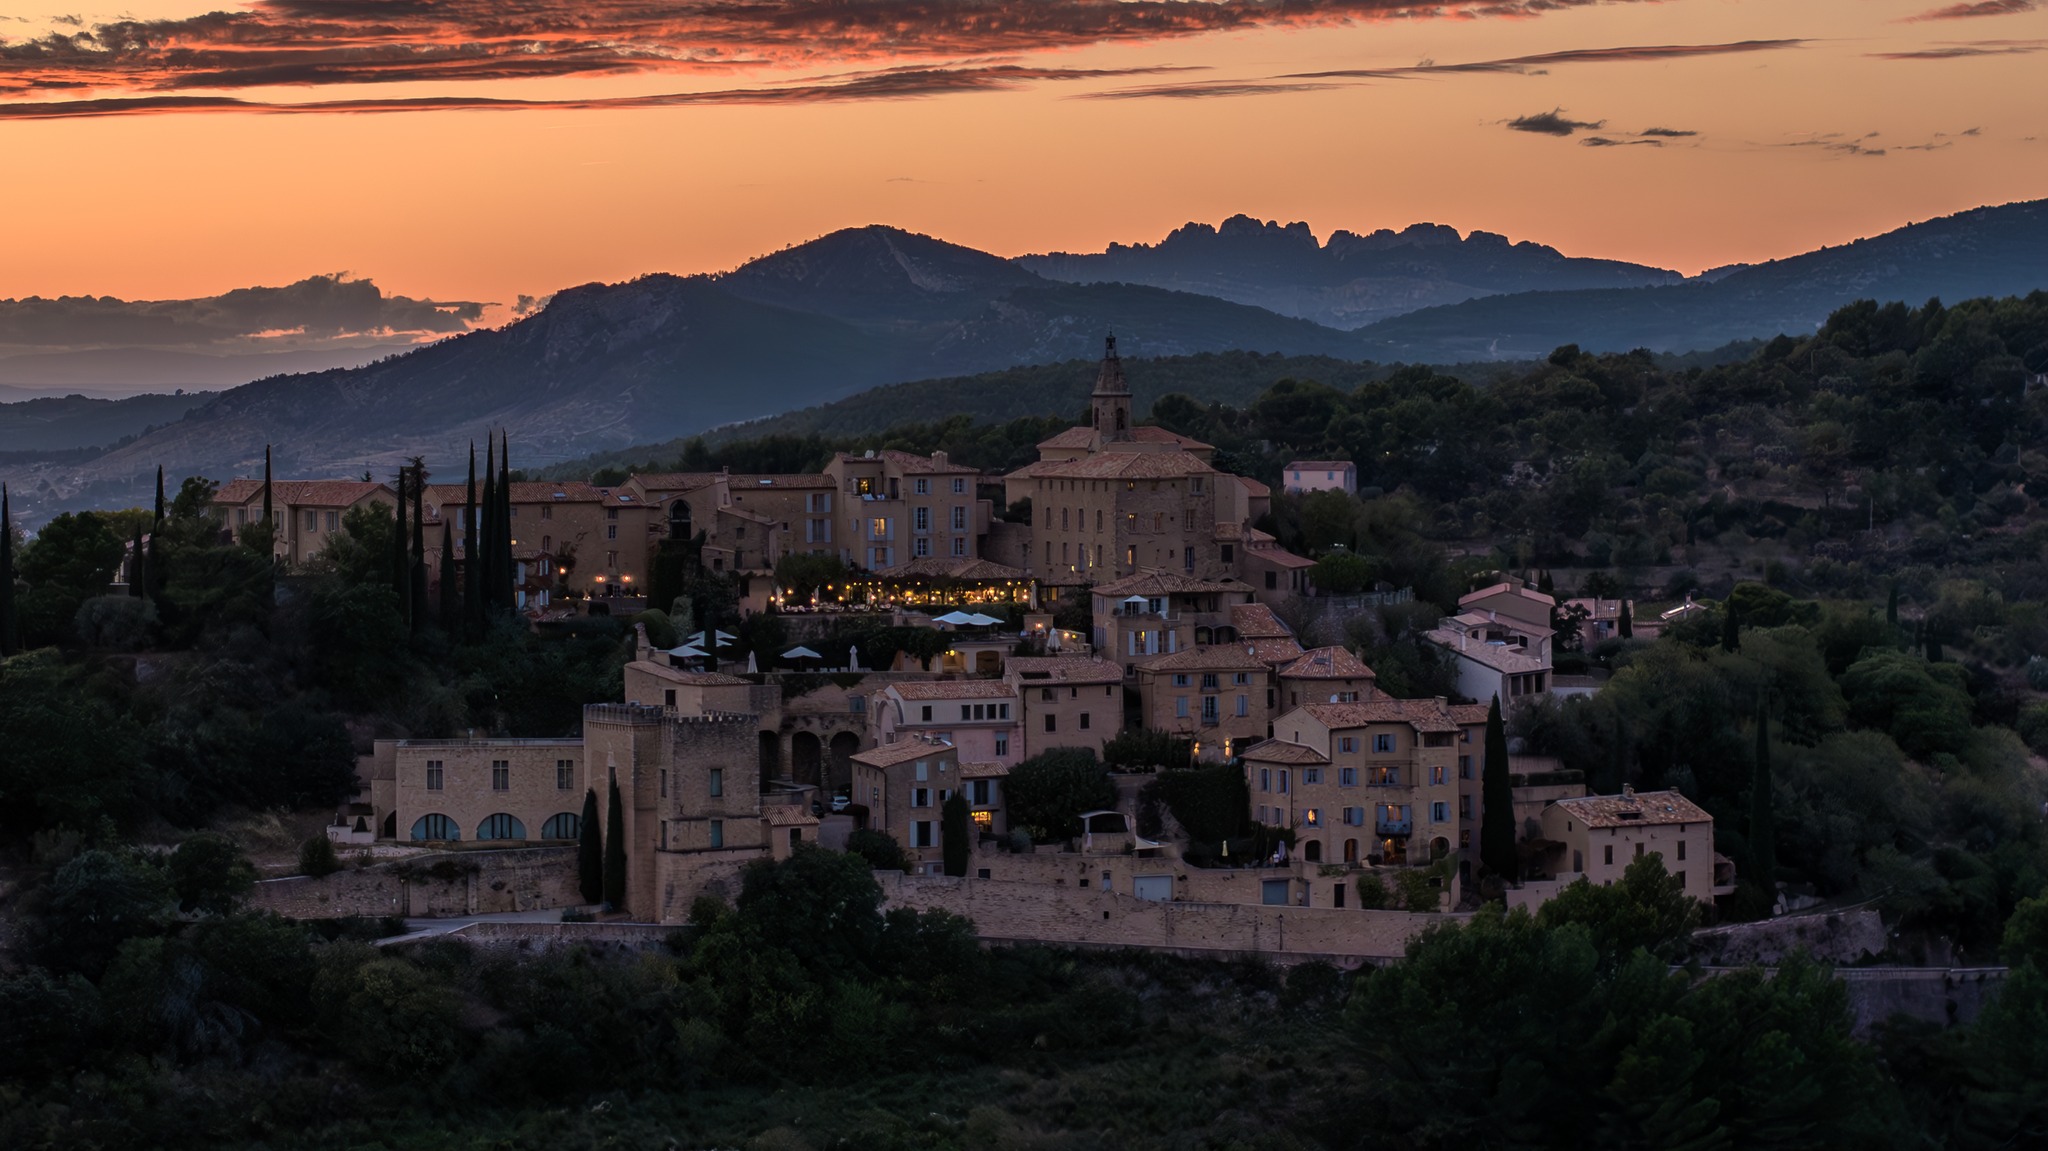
top-left (1090, 335), bottom-right (1132, 442)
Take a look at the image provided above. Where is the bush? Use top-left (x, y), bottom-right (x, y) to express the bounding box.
top-left (1103, 727), bottom-right (1194, 772)
top-left (1141, 763), bottom-right (1249, 843)
top-left (299, 834), bottom-right (342, 878)
top-left (1004, 749), bottom-right (1116, 843)
top-left (2019, 703), bottom-right (2048, 756)
top-left (74, 594), bottom-right (157, 650)
top-left (846, 829), bottom-right (909, 872)
top-left (2027, 654), bottom-right (2048, 692)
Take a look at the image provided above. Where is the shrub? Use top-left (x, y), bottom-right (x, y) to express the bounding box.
top-left (846, 829), bottom-right (909, 872)
top-left (299, 834), bottom-right (342, 878)
top-left (2027, 655), bottom-right (2048, 692)
top-left (74, 594), bottom-right (157, 650)
top-left (1004, 749), bottom-right (1116, 843)
top-left (1103, 727), bottom-right (1194, 772)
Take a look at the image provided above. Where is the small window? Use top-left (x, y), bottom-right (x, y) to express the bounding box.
top-left (1340, 767), bottom-right (1356, 787)
top-left (1373, 733), bottom-right (1396, 753)
top-left (710, 820), bottom-right (724, 848)
top-left (708, 768), bottom-right (722, 797)
top-left (491, 760), bottom-right (510, 791)
top-left (1677, 840), bottom-right (1687, 861)
top-left (1044, 714), bottom-right (1057, 733)
top-left (425, 760), bottom-right (444, 791)
top-left (913, 788), bottom-right (931, 808)
top-left (556, 759), bottom-right (574, 790)
top-left (1604, 844), bottom-right (1614, 866)
top-left (1079, 713), bottom-right (1090, 730)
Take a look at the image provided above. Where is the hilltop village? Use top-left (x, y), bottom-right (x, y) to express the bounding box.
top-left (195, 340), bottom-right (1728, 945)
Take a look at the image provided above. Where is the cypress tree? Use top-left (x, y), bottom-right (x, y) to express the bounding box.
top-left (1, 484), bottom-right (18, 657)
top-left (147, 466), bottom-right (165, 599)
top-left (1720, 601), bottom-right (1740, 653)
top-left (603, 775), bottom-right (627, 909)
top-left (408, 458), bottom-right (428, 634)
top-left (577, 788), bottom-right (604, 905)
top-left (496, 434), bottom-right (514, 612)
top-left (1617, 598), bottom-right (1633, 640)
top-left (464, 442), bottom-right (481, 638)
top-left (1886, 582), bottom-right (1900, 631)
top-left (438, 521), bottom-right (459, 630)
top-left (1750, 701), bottom-right (1777, 897)
top-left (480, 437), bottom-right (498, 616)
top-left (261, 445), bottom-right (273, 543)
top-left (1479, 695), bottom-right (1517, 882)
top-left (941, 791), bottom-right (971, 877)
top-left (391, 464), bottom-right (410, 627)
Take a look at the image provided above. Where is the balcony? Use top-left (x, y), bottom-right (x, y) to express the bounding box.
top-left (1375, 816), bottom-right (1413, 836)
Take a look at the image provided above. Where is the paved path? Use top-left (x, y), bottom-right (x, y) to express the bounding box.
top-left (375, 907), bottom-right (578, 947)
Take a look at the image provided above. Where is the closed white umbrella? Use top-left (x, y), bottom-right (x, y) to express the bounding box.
top-left (745, 651), bottom-right (758, 674)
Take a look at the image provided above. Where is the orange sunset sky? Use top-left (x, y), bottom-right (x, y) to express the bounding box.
top-left (3, 0), bottom-right (2045, 327)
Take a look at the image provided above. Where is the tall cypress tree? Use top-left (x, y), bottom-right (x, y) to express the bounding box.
top-left (1750, 701), bottom-right (1777, 897)
top-left (496, 434), bottom-right (515, 612)
top-left (408, 458), bottom-right (429, 635)
top-left (1479, 695), bottom-right (1517, 882)
top-left (1720, 601), bottom-right (1740, 653)
top-left (941, 791), bottom-right (971, 877)
top-left (464, 442), bottom-right (481, 638)
top-left (1617, 598), bottom-right (1633, 640)
top-left (147, 466), bottom-right (166, 599)
top-left (438, 521), bottom-right (459, 631)
top-left (1886, 582), bottom-right (1900, 631)
top-left (261, 445), bottom-right (273, 543)
top-left (391, 464), bottom-right (410, 628)
top-left (1, 483), bottom-right (18, 657)
top-left (577, 788), bottom-right (604, 905)
top-left (480, 437), bottom-right (498, 617)
top-left (603, 775), bottom-right (627, 909)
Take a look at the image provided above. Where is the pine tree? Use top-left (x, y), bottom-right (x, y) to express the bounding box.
top-left (438, 521), bottom-right (459, 630)
top-left (577, 788), bottom-right (604, 905)
top-left (1618, 598), bottom-right (1633, 640)
top-left (1750, 700), bottom-right (1777, 898)
top-left (1720, 601), bottom-right (1740, 653)
top-left (941, 791), bottom-right (972, 877)
top-left (603, 775), bottom-right (628, 909)
top-left (1, 483), bottom-right (18, 657)
top-left (1480, 695), bottom-right (1517, 882)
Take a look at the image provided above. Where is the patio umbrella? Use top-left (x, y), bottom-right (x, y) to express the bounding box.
top-left (932, 610), bottom-right (975, 626)
top-left (782, 646), bottom-right (823, 664)
top-left (664, 644), bottom-right (708, 660)
top-left (964, 612), bottom-right (1004, 627)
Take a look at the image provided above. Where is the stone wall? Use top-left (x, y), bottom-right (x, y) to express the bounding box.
top-left (1690, 908), bottom-right (1890, 966)
top-left (877, 871), bottom-right (1451, 962)
top-left (249, 846), bottom-right (579, 919)
top-left (1837, 967), bottom-right (2006, 1035)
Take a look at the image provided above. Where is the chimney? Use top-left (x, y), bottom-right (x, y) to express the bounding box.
top-left (933, 450), bottom-right (949, 468)
top-left (1622, 784), bottom-right (1635, 799)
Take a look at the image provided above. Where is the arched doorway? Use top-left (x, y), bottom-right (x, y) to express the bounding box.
top-left (1302, 839), bottom-right (1322, 863)
top-left (791, 731), bottom-right (823, 786)
top-left (1343, 838), bottom-right (1359, 864)
top-left (668, 498), bottom-right (692, 541)
top-left (759, 731), bottom-right (782, 785)
top-left (828, 731), bottom-right (861, 792)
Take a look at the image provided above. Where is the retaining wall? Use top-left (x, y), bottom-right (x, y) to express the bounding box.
top-left (250, 846), bottom-right (579, 919)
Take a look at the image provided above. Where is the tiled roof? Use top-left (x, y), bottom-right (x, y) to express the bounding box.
top-left (215, 479), bottom-right (394, 507)
top-left (1242, 546), bottom-right (1315, 569)
top-left (959, 761), bottom-right (1012, 779)
top-left (853, 740), bottom-right (956, 768)
top-left (1095, 569), bottom-right (1253, 597)
top-left (1235, 475), bottom-right (1272, 497)
top-left (1446, 610), bottom-right (1554, 638)
top-left (1005, 656), bottom-right (1123, 684)
top-left (763, 803), bottom-right (821, 827)
top-left (1460, 582), bottom-right (1557, 610)
top-left (1035, 427), bottom-right (1098, 451)
top-left (631, 660), bottom-right (752, 686)
top-left (1230, 602), bottom-right (1294, 638)
top-left (1448, 703), bottom-right (1492, 726)
top-left (872, 449), bottom-right (977, 474)
top-left (1554, 790), bottom-right (1711, 828)
top-left (1285, 460), bottom-right (1355, 472)
top-left (731, 473), bottom-right (836, 489)
top-left (879, 556), bottom-right (1029, 581)
top-left (1245, 637), bottom-right (1305, 666)
top-left (1426, 627), bottom-right (1550, 674)
top-left (1301, 699), bottom-right (1460, 734)
top-left (1280, 647), bottom-right (1375, 680)
top-left (424, 481), bottom-right (612, 507)
top-left (628, 472), bottom-right (720, 492)
top-left (1034, 425), bottom-right (1213, 452)
top-left (1135, 645), bottom-right (1271, 673)
top-left (1239, 739), bottom-right (1329, 765)
top-left (887, 680), bottom-right (1018, 701)
top-left (1029, 450), bottom-right (1216, 480)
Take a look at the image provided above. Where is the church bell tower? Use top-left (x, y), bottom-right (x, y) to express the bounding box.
top-left (1090, 334), bottom-right (1132, 442)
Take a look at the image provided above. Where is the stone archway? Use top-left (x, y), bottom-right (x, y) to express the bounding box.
top-left (791, 731), bottom-right (823, 787)
top-left (828, 731), bottom-right (861, 793)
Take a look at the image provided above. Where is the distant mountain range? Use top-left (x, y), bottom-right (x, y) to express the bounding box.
top-left (1019, 215), bottom-right (1689, 329)
top-left (5, 199), bottom-right (2046, 521)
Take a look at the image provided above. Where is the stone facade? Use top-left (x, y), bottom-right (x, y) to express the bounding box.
top-left (851, 738), bottom-right (962, 866)
top-left (366, 738), bottom-right (587, 846)
top-left (1006, 656), bottom-right (1125, 760)
top-left (873, 679), bottom-right (1022, 765)
top-left (1535, 788), bottom-right (1720, 903)
top-left (214, 479), bottom-right (397, 567)
top-left (248, 846), bottom-right (578, 918)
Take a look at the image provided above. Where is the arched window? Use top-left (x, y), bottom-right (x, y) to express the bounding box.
top-left (1342, 838), bottom-right (1359, 864)
top-left (1431, 837), bottom-right (1450, 861)
top-left (1194, 626), bottom-right (1213, 645)
top-left (668, 499), bottom-right (692, 541)
top-left (540, 812), bottom-right (580, 840)
top-left (476, 813), bottom-right (527, 841)
top-left (1302, 839), bottom-right (1322, 863)
top-left (410, 813), bottom-right (459, 841)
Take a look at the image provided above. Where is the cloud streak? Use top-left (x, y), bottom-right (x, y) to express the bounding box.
top-left (0, 275), bottom-right (486, 350)
top-left (1506, 108), bottom-right (1605, 136)
top-left (0, 0), bottom-right (1667, 115)
top-left (1282, 38), bottom-right (1808, 79)
top-left (1870, 38), bottom-right (2048, 58)
top-left (1902, 0), bottom-right (2038, 20)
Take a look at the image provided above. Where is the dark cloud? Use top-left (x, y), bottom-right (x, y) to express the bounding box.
top-left (1640, 126), bottom-right (1698, 137)
top-left (0, 0), bottom-right (1667, 114)
top-left (1078, 79), bottom-right (1345, 100)
top-left (0, 275), bottom-right (487, 350)
top-left (1902, 0), bottom-right (2038, 20)
top-left (1581, 136), bottom-right (1660, 147)
top-left (1871, 38), bottom-right (2047, 58)
top-left (1506, 108), bottom-right (1604, 136)
top-left (1283, 38), bottom-right (1806, 80)
top-left (0, 63), bottom-right (1200, 119)
top-left (1781, 133), bottom-right (1888, 158)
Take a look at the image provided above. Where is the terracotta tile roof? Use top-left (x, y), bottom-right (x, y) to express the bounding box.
top-left (1095, 569), bottom-right (1254, 597)
top-left (887, 680), bottom-right (1018, 701)
top-left (1448, 703), bottom-right (1492, 726)
top-left (1030, 450), bottom-right (1217, 480)
top-left (1285, 460), bottom-right (1355, 472)
top-left (731, 473), bottom-right (836, 489)
top-left (763, 803), bottom-right (821, 828)
top-left (423, 481), bottom-right (613, 507)
top-left (1426, 626), bottom-right (1550, 674)
top-left (1135, 645), bottom-right (1271, 673)
top-left (873, 449), bottom-right (977, 474)
top-left (1235, 475), bottom-right (1272, 497)
top-left (1035, 427), bottom-right (1098, 451)
top-left (1243, 546), bottom-right (1316, 569)
top-left (853, 740), bottom-right (956, 768)
top-left (879, 556), bottom-right (1029, 581)
top-left (1245, 637), bottom-right (1305, 666)
top-left (628, 472), bottom-right (720, 492)
top-left (631, 660), bottom-right (752, 687)
top-left (1005, 656), bottom-right (1123, 684)
top-left (215, 479), bottom-right (394, 507)
top-left (1301, 699), bottom-right (1459, 733)
top-left (959, 761), bottom-right (1012, 779)
top-left (1460, 582), bottom-right (1557, 611)
top-left (1280, 647), bottom-right (1376, 680)
top-left (1240, 739), bottom-right (1329, 765)
top-left (1230, 602), bottom-right (1294, 638)
top-left (1034, 425), bottom-right (1213, 453)
top-left (1553, 789), bottom-right (1711, 828)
